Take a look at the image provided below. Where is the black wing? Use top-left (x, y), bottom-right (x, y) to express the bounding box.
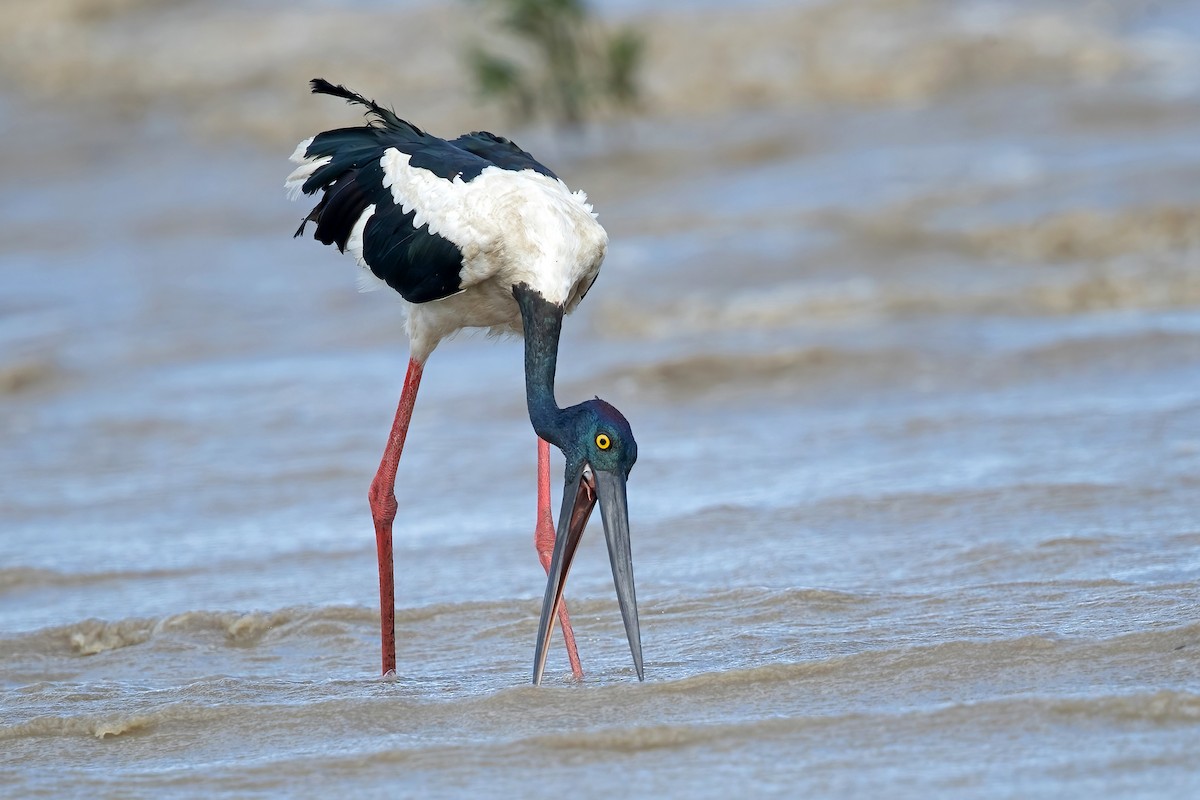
top-left (449, 131), bottom-right (559, 181)
top-left (293, 80), bottom-right (498, 304)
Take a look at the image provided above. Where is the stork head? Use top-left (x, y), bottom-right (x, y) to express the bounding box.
top-left (532, 397), bottom-right (642, 686)
top-left (561, 397), bottom-right (637, 482)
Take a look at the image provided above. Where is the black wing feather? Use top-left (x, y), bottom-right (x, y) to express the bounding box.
top-left (450, 132), bottom-right (559, 180)
top-left (309, 78), bottom-right (424, 136)
top-left (312, 173), bottom-right (372, 251)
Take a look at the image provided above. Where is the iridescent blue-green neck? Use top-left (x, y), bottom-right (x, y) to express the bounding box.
top-left (514, 284), bottom-right (569, 449)
top-left (514, 284), bottom-right (638, 482)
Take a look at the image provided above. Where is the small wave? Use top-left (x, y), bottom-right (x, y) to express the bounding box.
top-left (212, 689), bottom-right (1200, 779)
top-left (0, 565), bottom-right (194, 595)
top-left (963, 207), bottom-right (1200, 264)
top-left (0, 567), bottom-right (69, 593)
top-left (527, 689), bottom-right (1200, 754)
top-left (0, 359), bottom-right (58, 394)
top-left (0, 598), bottom-right (568, 659)
top-left (590, 322), bottom-right (1200, 397)
top-left (640, 638), bottom-right (1068, 698)
top-left (1018, 329), bottom-right (1200, 370)
top-left (1051, 690), bottom-right (1200, 724)
top-left (593, 346), bottom-right (922, 398)
top-left (1, 605), bottom-right (381, 658)
top-left (594, 259), bottom-right (1200, 341)
top-left (0, 698), bottom-right (254, 742)
top-left (592, 284), bottom-right (899, 339)
top-left (0, 713), bottom-right (157, 740)
top-left (832, 205), bottom-right (1200, 265)
top-left (642, 623), bottom-right (1200, 697)
top-left (813, 482), bottom-right (1134, 520)
top-left (524, 719), bottom-right (769, 754)
top-left (66, 618), bottom-right (156, 656)
top-left (649, 585), bottom-right (872, 621)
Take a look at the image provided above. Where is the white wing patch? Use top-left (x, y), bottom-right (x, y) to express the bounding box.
top-left (356, 268), bottom-right (387, 293)
top-left (347, 203), bottom-right (382, 291)
top-left (284, 137), bottom-right (331, 201)
top-left (573, 189), bottom-right (598, 218)
top-left (288, 136), bottom-right (314, 164)
top-left (379, 148), bottom-right (478, 249)
top-left (378, 148), bottom-right (606, 305)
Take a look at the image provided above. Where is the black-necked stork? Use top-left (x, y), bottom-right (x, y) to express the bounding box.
top-left (286, 79), bottom-right (642, 685)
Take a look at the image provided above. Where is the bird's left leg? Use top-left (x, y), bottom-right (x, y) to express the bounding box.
top-left (535, 436), bottom-right (584, 679)
top-left (368, 356), bottom-right (424, 677)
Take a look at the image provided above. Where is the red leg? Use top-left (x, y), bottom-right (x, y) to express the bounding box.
top-left (368, 357), bottom-right (424, 676)
top-left (535, 437), bottom-right (584, 679)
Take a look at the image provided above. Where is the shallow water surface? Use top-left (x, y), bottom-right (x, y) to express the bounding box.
top-left (3, 0), bottom-right (1200, 797)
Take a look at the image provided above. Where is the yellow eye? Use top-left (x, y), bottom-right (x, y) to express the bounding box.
top-left (595, 433), bottom-right (611, 450)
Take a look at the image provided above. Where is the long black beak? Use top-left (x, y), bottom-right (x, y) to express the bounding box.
top-left (532, 463), bottom-right (643, 685)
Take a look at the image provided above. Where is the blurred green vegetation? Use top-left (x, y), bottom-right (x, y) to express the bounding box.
top-left (465, 0), bottom-right (644, 129)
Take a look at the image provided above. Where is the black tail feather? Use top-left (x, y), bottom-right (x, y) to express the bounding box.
top-left (293, 193), bottom-right (327, 239)
top-left (309, 78), bottom-right (424, 135)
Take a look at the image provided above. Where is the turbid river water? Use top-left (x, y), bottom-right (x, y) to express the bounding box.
top-left (2, 0), bottom-right (1200, 796)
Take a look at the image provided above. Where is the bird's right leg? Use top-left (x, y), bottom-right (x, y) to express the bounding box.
top-left (368, 357), bottom-right (424, 676)
top-left (535, 437), bottom-right (584, 679)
